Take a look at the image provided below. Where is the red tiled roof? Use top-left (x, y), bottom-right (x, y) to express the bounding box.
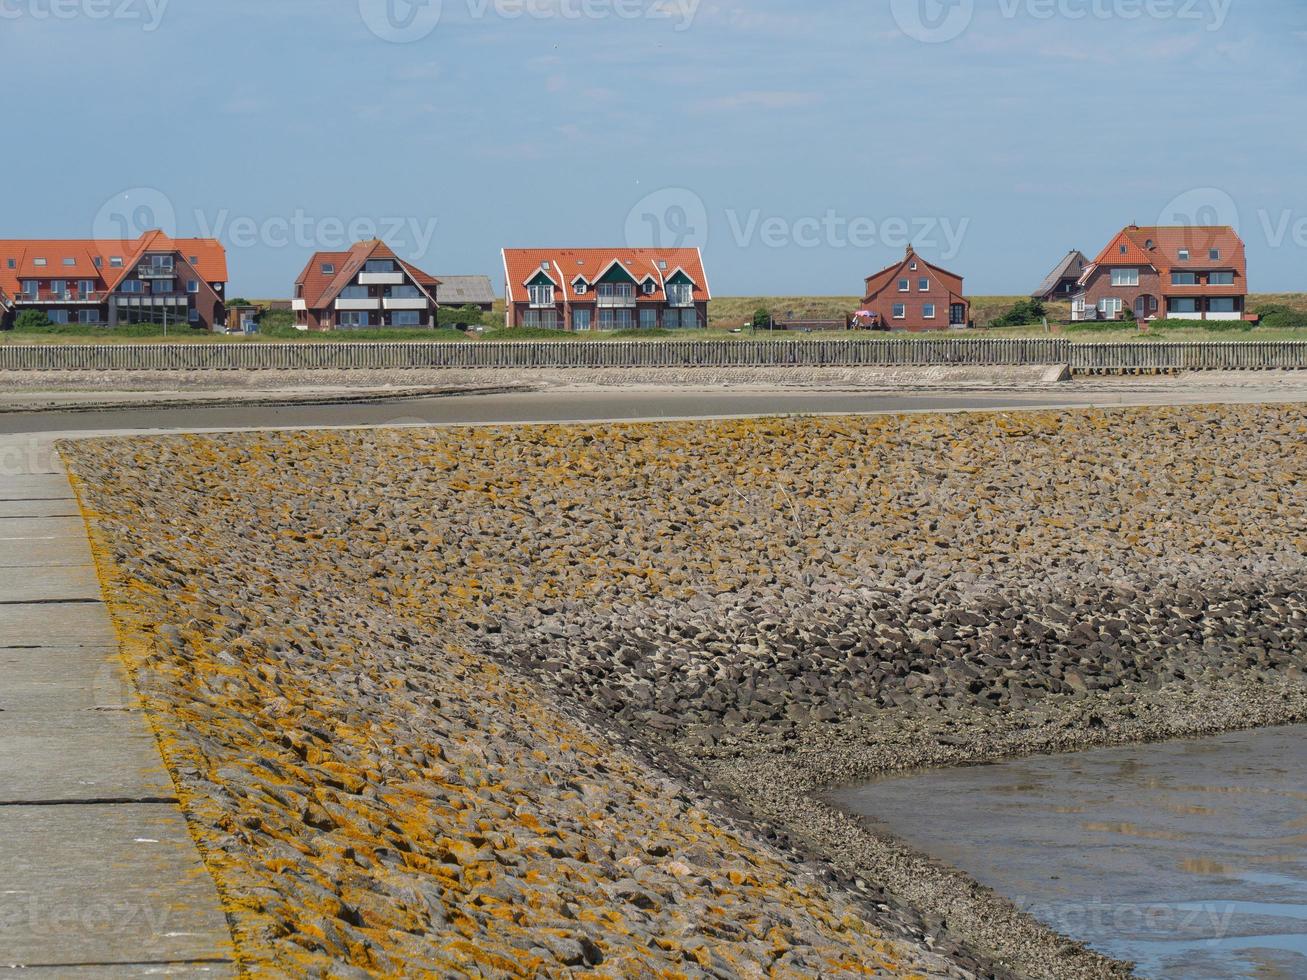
top-left (294, 241), bottom-right (439, 309)
top-left (1084, 226), bottom-right (1247, 278)
top-left (502, 248), bottom-right (710, 305)
top-left (863, 248), bottom-right (965, 303)
top-left (0, 232), bottom-right (226, 297)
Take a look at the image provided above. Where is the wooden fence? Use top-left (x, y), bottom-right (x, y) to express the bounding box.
top-left (0, 338), bottom-right (1305, 372)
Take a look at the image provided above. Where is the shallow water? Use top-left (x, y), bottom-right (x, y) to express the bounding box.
top-left (831, 726), bottom-right (1307, 979)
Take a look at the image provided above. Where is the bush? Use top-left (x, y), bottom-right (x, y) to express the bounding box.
top-left (1254, 304), bottom-right (1307, 330)
top-left (437, 305), bottom-right (488, 330)
top-left (13, 309), bottom-right (52, 332)
top-left (259, 310), bottom-right (297, 333)
top-left (989, 299), bottom-right (1046, 329)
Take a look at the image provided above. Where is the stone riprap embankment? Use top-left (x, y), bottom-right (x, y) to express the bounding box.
top-left (62, 404), bottom-right (1306, 978)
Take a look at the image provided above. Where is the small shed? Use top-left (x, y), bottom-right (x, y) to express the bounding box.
top-left (434, 275), bottom-right (496, 312)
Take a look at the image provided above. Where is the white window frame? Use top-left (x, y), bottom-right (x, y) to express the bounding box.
top-left (918, 278), bottom-right (930, 291)
top-left (898, 279), bottom-right (910, 292)
top-left (1097, 297), bottom-right (1123, 317)
top-left (923, 303), bottom-right (936, 319)
top-left (187, 280), bottom-right (200, 294)
top-left (892, 303), bottom-right (906, 319)
top-left (528, 284), bottom-right (555, 308)
top-left (1209, 249), bottom-right (1220, 261)
top-left (1111, 268), bottom-right (1139, 287)
top-left (33, 258), bottom-right (47, 267)
top-left (79, 280), bottom-right (95, 296)
top-left (666, 283), bottom-right (693, 307)
top-left (110, 256), bottom-right (123, 268)
top-left (321, 263), bottom-right (335, 275)
top-left (1178, 249), bottom-right (1190, 261)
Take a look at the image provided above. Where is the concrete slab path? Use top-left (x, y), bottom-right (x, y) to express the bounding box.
top-left (0, 434), bottom-right (235, 976)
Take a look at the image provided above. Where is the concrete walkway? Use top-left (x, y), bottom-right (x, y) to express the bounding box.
top-left (0, 434), bottom-right (235, 976)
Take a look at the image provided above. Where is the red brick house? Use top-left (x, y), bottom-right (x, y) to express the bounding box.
top-left (1071, 225), bottom-right (1248, 322)
top-left (293, 240), bottom-right (439, 331)
top-left (0, 231), bottom-right (227, 331)
top-left (502, 248), bottom-right (710, 331)
top-left (862, 246), bottom-right (969, 331)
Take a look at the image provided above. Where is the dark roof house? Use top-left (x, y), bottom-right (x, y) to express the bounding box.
top-left (433, 275), bottom-right (496, 311)
top-left (1032, 250), bottom-right (1088, 301)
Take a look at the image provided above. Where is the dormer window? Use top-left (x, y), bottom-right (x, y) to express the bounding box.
top-left (1209, 248), bottom-right (1220, 261)
top-left (574, 281), bottom-right (588, 295)
top-left (62, 257), bottom-right (76, 267)
top-left (643, 280), bottom-right (656, 295)
top-left (528, 283), bottom-right (555, 307)
top-left (93, 257), bottom-right (102, 268)
top-left (33, 258), bottom-right (47, 267)
top-left (322, 263), bottom-right (335, 274)
top-left (541, 262), bottom-right (550, 272)
top-left (1178, 249), bottom-right (1190, 261)
top-left (110, 256), bottom-right (123, 268)
top-left (190, 255), bottom-right (198, 264)
top-left (658, 260), bottom-right (668, 270)
top-left (6, 259), bottom-right (13, 269)
top-left (1119, 245), bottom-right (1128, 255)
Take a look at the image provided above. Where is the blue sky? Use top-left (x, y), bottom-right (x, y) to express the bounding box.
top-left (2, 0), bottom-right (1305, 297)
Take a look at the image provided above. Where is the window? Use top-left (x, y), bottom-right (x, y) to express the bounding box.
top-left (1171, 272), bottom-right (1197, 285)
top-left (188, 306), bottom-right (200, 323)
top-left (1168, 298), bottom-right (1199, 315)
top-left (365, 260), bottom-right (395, 273)
top-left (62, 257), bottom-right (76, 267)
top-left (189, 255), bottom-right (198, 264)
top-left (599, 309), bottom-right (635, 330)
top-left (1210, 271), bottom-right (1235, 285)
top-left (48, 309), bottom-right (69, 324)
top-left (892, 303), bottom-right (906, 319)
top-left (923, 303), bottom-right (936, 319)
top-left (151, 279), bottom-right (174, 294)
top-left (50, 280), bottom-right (66, 295)
top-left (1097, 297), bottom-right (1123, 317)
top-left (528, 283), bottom-right (555, 307)
top-left (1178, 249), bottom-right (1190, 261)
top-left (93, 257), bottom-right (102, 268)
top-left (898, 279), bottom-right (910, 292)
top-left (78, 310), bottom-right (97, 324)
top-left (657, 260), bottom-right (668, 271)
top-left (910, 261), bottom-right (918, 271)
top-left (119, 280), bottom-right (145, 294)
top-left (662, 308), bottom-right (680, 329)
top-left (918, 278), bottom-right (929, 291)
top-left (1119, 245), bottom-right (1127, 255)
top-left (388, 284), bottom-right (421, 298)
top-left (640, 308), bottom-right (658, 329)
top-left (1209, 248), bottom-right (1220, 261)
top-left (1111, 268), bottom-right (1140, 287)
top-left (110, 256), bottom-right (123, 268)
top-left (21, 281), bottom-right (38, 298)
top-left (681, 308), bottom-right (697, 329)
top-left (144, 254), bottom-right (174, 271)
top-left (6, 259), bottom-right (13, 269)
top-left (33, 258), bottom-right (47, 267)
top-left (574, 281), bottom-right (588, 295)
top-left (643, 280), bottom-right (656, 295)
top-left (541, 262), bottom-right (550, 271)
top-left (321, 263), bottom-right (335, 275)
top-left (340, 311), bottom-right (371, 327)
top-left (525, 309), bottom-right (560, 329)
top-left (597, 282), bottom-right (635, 304)
top-left (666, 283), bottom-right (693, 307)
top-left (340, 285), bottom-right (370, 298)
top-left (1145, 239), bottom-right (1154, 249)
top-left (1209, 298), bottom-right (1237, 313)
top-left (79, 280), bottom-right (95, 296)
top-left (391, 311), bottom-right (420, 326)
top-left (187, 280), bottom-right (200, 294)
top-left (572, 308), bottom-right (592, 331)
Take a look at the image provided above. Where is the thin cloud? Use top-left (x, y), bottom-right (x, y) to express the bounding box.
top-left (694, 90), bottom-right (819, 112)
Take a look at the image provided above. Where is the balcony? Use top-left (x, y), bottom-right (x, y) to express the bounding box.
top-left (16, 290), bottom-right (104, 304)
top-left (137, 264), bottom-right (176, 278)
top-left (113, 293), bottom-right (188, 307)
top-left (336, 297), bottom-right (381, 311)
top-left (666, 290), bottom-right (695, 308)
top-left (595, 293), bottom-right (636, 309)
top-left (382, 297), bottom-right (429, 311)
top-left (359, 271), bottom-right (404, 286)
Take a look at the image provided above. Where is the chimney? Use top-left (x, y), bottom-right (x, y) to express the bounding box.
top-left (905, 244), bottom-right (915, 258)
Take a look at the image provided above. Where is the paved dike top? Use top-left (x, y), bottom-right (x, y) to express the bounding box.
top-left (0, 433), bottom-right (236, 974)
top-left (1, 338), bottom-right (1306, 372)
